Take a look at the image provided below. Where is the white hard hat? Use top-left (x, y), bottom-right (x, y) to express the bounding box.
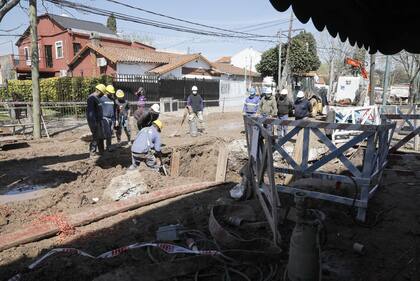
top-left (297, 91), bottom-right (305, 98)
top-left (191, 85), bottom-right (198, 92)
top-left (280, 89), bottom-right (288, 95)
top-left (151, 103), bottom-right (160, 113)
top-left (263, 87), bottom-right (272, 94)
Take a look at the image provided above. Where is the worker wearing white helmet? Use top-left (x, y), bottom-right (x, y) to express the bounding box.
top-left (134, 103), bottom-right (160, 131)
top-left (258, 87), bottom-right (277, 117)
top-left (276, 88), bottom-right (292, 138)
top-left (294, 91), bottom-right (312, 120)
top-left (257, 87), bottom-right (277, 134)
top-left (187, 85), bottom-right (205, 136)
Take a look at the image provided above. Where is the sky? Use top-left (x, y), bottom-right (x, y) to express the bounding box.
top-left (0, 0), bottom-right (319, 60)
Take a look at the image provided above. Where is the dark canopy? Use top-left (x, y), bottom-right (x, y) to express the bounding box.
top-left (269, 0), bottom-right (420, 55)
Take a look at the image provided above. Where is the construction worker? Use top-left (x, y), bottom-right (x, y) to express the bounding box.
top-left (276, 88), bottom-right (292, 138)
top-left (187, 85), bottom-right (205, 133)
top-left (258, 87), bottom-right (277, 117)
top-left (294, 91), bottom-right (313, 120)
top-left (134, 103), bottom-right (160, 131)
top-left (135, 86), bottom-right (147, 113)
top-left (243, 87), bottom-right (260, 117)
top-left (86, 84), bottom-right (106, 155)
top-left (99, 84), bottom-right (116, 151)
top-left (115, 89), bottom-right (131, 143)
top-left (130, 119), bottom-right (163, 171)
top-left (258, 87), bottom-right (277, 133)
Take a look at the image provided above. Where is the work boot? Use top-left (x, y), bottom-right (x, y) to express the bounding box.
top-left (128, 164), bottom-right (137, 171)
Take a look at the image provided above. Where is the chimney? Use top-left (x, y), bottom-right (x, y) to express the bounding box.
top-left (89, 32), bottom-right (101, 47)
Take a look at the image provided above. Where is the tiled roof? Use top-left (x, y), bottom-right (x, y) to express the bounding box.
top-left (49, 14), bottom-right (115, 35)
top-left (148, 54), bottom-right (202, 75)
top-left (70, 44), bottom-right (177, 65)
top-left (215, 56), bottom-right (231, 63)
top-left (212, 62), bottom-right (259, 77)
top-left (69, 44), bottom-right (215, 75)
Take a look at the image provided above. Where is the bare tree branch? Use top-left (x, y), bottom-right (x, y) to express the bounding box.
top-left (393, 51), bottom-right (420, 102)
top-left (0, 0), bottom-right (20, 22)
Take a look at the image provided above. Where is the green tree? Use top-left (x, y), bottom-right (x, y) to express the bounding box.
top-left (256, 45), bottom-right (286, 82)
top-left (256, 32), bottom-right (320, 80)
top-left (288, 32), bottom-right (320, 75)
top-left (107, 13), bottom-right (117, 33)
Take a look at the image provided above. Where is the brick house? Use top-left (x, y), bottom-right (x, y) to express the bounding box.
top-left (15, 14), bottom-right (154, 79)
top-left (68, 44), bottom-right (223, 79)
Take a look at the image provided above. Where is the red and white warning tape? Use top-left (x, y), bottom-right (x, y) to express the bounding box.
top-left (7, 242), bottom-right (219, 281)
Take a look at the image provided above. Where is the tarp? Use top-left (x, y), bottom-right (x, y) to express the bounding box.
top-left (269, 0), bottom-right (420, 55)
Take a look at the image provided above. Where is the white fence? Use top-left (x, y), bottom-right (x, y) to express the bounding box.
top-left (219, 80), bottom-right (247, 108)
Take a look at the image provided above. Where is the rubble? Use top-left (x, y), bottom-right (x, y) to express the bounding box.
top-left (103, 170), bottom-right (149, 201)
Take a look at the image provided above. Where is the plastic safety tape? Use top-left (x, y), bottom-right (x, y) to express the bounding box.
top-left (7, 242), bottom-right (219, 281)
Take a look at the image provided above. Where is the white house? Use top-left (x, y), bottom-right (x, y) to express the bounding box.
top-left (216, 48), bottom-right (262, 73)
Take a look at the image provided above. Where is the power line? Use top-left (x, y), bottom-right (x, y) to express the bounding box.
top-left (0, 24), bottom-right (25, 32)
top-left (235, 19), bottom-right (291, 32)
top-left (44, 0), bottom-right (279, 43)
top-left (104, 0), bottom-right (277, 39)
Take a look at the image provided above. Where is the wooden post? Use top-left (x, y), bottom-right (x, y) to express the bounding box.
top-left (368, 54), bottom-right (376, 106)
top-left (215, 145), bottom-right (228, 182)
top-left (170, 149), bottom-right (181, 177)
top-left (29, 0), bottom-right (41, 139)
top-left (284, 128), bottom-right (304, 185)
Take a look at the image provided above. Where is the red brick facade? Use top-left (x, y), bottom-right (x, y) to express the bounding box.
top-left (15, 14), bottom-right (154, 78)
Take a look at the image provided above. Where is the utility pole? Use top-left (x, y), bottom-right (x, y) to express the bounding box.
top-left (281, 11), bottom-right (294, 89)
top-left (328, 59), bottom-right (334, 101)
top-left (368, 53), bottom-right (376, 105)
top-left (382, 55), bottom-right (391, 106)
top-left (277, 30), bottom-right (282, 89)
top-left (29, 0), bottom-right (41, 139)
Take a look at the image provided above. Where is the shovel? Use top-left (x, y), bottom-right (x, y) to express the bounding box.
top-left (170, 107), bottom-right (189, 137)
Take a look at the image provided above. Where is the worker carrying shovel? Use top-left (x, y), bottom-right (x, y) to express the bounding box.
top-left (129, 119), bottom-right (163, 171)
top-left (187, 85), bottom-right (205, 136)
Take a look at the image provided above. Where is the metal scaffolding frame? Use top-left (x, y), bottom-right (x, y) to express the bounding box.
top-left (244, 116), bottom-right (395, 242)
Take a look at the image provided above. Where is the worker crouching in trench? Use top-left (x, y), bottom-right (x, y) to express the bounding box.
top-left (129, 120), bottom-right (163, 171)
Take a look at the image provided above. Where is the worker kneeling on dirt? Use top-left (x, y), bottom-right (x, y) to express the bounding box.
top-left (115, 89), bottom-right (131, 143)
top-left (187, 85), bottom-right (205, 135)
top-left (87, 84), bottom-right (106, 155)
top-left (243, 87), bottom-right (259, 117)
top-left (130, 120), bottom-right (163, 171)
top-left (294, 91), bottom-right (312, 120)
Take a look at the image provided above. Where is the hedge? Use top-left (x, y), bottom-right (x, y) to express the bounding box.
top-left (0, 75), bottom-right (113, 102)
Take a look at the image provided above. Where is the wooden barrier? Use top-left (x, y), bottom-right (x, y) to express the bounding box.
top-left (244, 116), bottom-right (395, 243)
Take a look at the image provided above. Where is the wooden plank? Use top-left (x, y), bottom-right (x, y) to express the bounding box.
top-left (0, 181), bottom-right (221, 252)
top-left (311, 128), bottom-right (363, 177)
top-left (301, 128), bottom-right (310, 170)
top-left (284, 128), bottom-right (304, 185)
top-left (390, 126), bottom-right (420, 153)
top-left (170, 149), bottom-right (181, 177)
top-left (274, 144), bottom-right (300, 171)
top-left (215, 145), bottom-right (228, 182)
top-left (307, 130), bottom-right (370, 177)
